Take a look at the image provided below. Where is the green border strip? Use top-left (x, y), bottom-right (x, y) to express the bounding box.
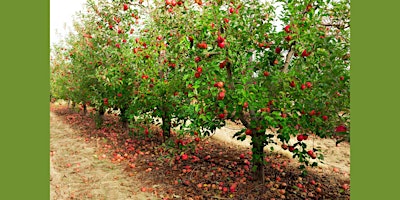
top-left (0, 1), bottom-right (49, 199)
top-left (351, 0), bottom-right (400, 199)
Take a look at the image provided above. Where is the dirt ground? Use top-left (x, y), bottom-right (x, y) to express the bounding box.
top-left (50, 112), bottom-right (159, 200)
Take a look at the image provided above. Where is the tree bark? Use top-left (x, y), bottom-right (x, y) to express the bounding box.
top-left (282, 45), bottom-right (295, 73)
top-left (120, 107), bottom-right (128, 130)
top-left (96, 107), bottom-right (105, 128)
top-left (252, 130), bottom-right (266, 183)
top-left (71, 101), bottom-right (76, 109)
top-left (161, 105), bottom-right (171, 140)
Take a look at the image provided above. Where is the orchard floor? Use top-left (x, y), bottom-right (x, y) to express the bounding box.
top-left (50, 111), bottom-right (158, 200)
top-left (50, 102), bottom-right (350, 200)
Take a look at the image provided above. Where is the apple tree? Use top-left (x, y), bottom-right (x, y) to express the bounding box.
top-left (148, 0), bottom-right (350, 181)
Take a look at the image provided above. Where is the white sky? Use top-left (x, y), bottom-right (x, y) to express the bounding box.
top-left (50, 0), bottom-right (283, 46)
top-left (50, 0), bottom-right (87, 46)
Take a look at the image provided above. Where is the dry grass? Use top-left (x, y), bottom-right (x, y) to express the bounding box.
top-left (50, 112), bottom-right (158, 200)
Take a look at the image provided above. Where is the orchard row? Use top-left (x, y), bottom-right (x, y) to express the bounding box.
top-left (50, 0), bottom-right (350, 181)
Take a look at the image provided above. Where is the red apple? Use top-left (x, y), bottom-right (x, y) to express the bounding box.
top-left (218, 113), bottom-right (225, 119)
top-left (181, 154), bottom-right (188, 161)
top-left (297, 134), bottom-right (304, 141)
top-left (197, 42), bottom-right (207, 49)
top-left (309, 110), bottom-right (316, 116)
top-left (275, 47), bottom-right (281, 54)
top-left (195, 72), bottom-right (201, 78)
top-left (216, 81), bottom-right (224, 88)
top-left (218, 42), bottom-right (225, 48)
top-left (306, 81), bottom-right (312, 88)
top-left (239, 153), bottom-right (245, 159)
top-left (217, 91), bottom-right (225, 100)
top-left (303, 134), bottom-right (308, 140)
top-left (263, 71), bottom-right (270, 77)
top-left (340, 76), bottom-right (345, 81)
top-left (117, 93), bottom-right (122, 97)
top-left (169, 62), bottom-right (176, 68)
top-left (284, 25), bottom-right (291, 33)
top-left (302, 49), bottom-right (310, 57)
top-left (217, 35), bottom-right (225, 43)
top-left (289, 81), bottom-right (296, 88)
top-left (115, 43), bottom-right (121, 48)
top-left (195, 56), bottom-right (201, 63)
top-left (245, 129), bottom-right (252, 135)
top-left (300, 84), bottom-right (306, 90)
top-left (219, 60), bottom-right (227, 68)
top-left (123, 3), bottom-right (129, 11)
top-left (243, 102), bottom-right (249, 109)
top-left (322, 115), bottom-right (328, 121)
top-left (103, 98), bottom-right (108, 105)
top-left (335, 125), bottom-right (347, 133)
top-left (288, 146), bottom-right (295, 152)
top-left (306, 3), bottom-right (313, 12)
top-left (230, 184), bottom-right (236, 193)
top-left (311, 153), bottom-right (316, 159)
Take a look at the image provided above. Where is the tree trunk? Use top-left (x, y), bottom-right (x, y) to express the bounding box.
top-left (251, 131), bottom-right (266, 183)
top-left (83, 104), bottom-right (87, 115)
top-left (120, 107), bottom-right (128, 130)
top-left (161, 104), bottom-right (171, 140)
top-left (96, 107), bottom-right (105, 128)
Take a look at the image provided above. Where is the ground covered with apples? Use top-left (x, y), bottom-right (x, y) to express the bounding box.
top-left (50, 103), bottom-right (350, 200)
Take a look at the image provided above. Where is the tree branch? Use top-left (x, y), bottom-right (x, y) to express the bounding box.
top-left (282, 42), bottom-right (296, 74)
top-left (321, 23), bottom-right (350, 29)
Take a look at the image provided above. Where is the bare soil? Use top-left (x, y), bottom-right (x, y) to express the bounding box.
top-left (50, 112), bottom-right (159, 200)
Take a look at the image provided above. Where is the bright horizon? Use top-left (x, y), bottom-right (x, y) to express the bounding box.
top-left (50, 0), bottom-right (87, 46)
top-left (50, 0), bottom-right (284, 47)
